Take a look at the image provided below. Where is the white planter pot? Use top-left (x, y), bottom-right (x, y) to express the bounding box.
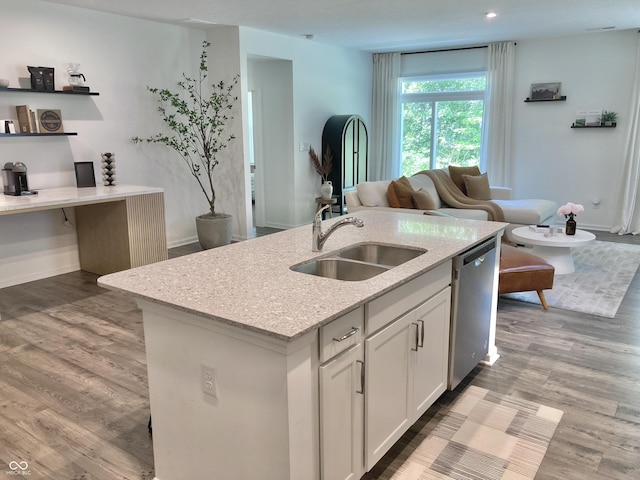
top-left (320, 181), bottom-right (333, 200)
top-left (196, 213), bottom-right (232, 249)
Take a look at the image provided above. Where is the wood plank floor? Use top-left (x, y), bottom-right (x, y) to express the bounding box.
top-left (0, 231), bottom-right (638, 479)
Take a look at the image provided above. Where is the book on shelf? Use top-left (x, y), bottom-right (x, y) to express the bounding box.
top-left (574, 109), bottom-right (603, 127)
top-left (30, 110), bottom-right (38, 133)
top-left (585, 110), bottom-right (602, 127)
top-left (15, 105), bottom-right (38, 133)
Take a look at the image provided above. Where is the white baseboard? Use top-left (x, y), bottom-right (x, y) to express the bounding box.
top-left (167, 236), bottom-right (198, 249)
top-left (0, 259), bottom-right (81, 289)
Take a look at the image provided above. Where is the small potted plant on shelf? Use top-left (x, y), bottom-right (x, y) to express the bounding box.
top-left (133, 41), bottom-right (239, 249)
top-left (601, 111), bottom-right (618, 127)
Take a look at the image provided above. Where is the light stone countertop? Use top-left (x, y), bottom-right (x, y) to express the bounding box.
top-left (0, 184), bottom-right (163, 215)
top-left (98, 210), bottom-right (506, 341)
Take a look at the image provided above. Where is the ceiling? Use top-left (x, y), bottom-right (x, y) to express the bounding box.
top-left (43, 0), bottom-right (640, 52)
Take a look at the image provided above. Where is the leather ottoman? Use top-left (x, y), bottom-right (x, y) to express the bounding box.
top-left (499, 244), bottom-right (555, 309)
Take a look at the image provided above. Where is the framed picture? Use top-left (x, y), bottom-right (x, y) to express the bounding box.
top-left (74, 162), bottom-right (96, 188)
top-left (37, 109), bottom-right (64, 133)
top-left (530, 82), bottom-right (561, 101)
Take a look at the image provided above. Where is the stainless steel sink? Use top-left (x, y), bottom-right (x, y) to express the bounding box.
top-left (290, 258), bottom-right (390, 281)
top-left (335, 243), bottom-right (427, 267)
top-left (291, 243), bottom-right (427, 281)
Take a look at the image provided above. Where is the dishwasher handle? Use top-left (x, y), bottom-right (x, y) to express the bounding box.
top-left (462, 238), bottom-right (496, 266)
top-left (473, 256), bottom-right (485, 267)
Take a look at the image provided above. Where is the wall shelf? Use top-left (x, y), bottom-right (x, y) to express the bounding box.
top-left (0, 87), bottom-right (99, 96)
top-left (570, 123), bottom-right (616, 129)
top-left (524, 96), bottom-right (567, 103)
top-left (0, 132), bottom-right (78, 137)
top-left (1, 86), bottom-right (97, 136)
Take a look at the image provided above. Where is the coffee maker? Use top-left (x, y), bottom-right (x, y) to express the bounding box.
top-left (2, 162), bottom-right (34, 196)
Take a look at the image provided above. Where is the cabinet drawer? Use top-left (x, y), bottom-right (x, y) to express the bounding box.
top-left (320, 306), bottom-right (364, 363)
top-left (367, 260), bottom-right (451, 335)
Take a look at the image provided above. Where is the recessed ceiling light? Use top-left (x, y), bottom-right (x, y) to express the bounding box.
top-left (485, 12), bottom-right (497, 19)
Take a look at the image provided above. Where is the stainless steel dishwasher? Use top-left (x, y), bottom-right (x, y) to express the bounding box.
top-left (448, 237), bottom-right (497, 389)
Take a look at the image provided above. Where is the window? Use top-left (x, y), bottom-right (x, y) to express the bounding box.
top-left (399, 73), bottom-right (486, 177)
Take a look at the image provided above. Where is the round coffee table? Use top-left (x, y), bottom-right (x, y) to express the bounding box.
top-left (510, 226), bottom-right (596, 274)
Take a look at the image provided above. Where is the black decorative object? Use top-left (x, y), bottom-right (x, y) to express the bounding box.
top-left (101, 152), bottom-right (116, 186)
top-left (565, 215), bottom-right (577, 236)
top-left (28, 66), bottom-right (54, 91)
top-left (74, 162), bottom-right (96, 188)
top-left (322, 114), bottom-right (368, 215)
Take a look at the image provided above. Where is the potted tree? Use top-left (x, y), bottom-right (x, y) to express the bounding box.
top-left (134, 41), bottom-right (239, 249)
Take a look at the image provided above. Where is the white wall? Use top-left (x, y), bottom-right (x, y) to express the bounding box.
top-left (511, 30), bottom-right (637, 230)
top-left (240, 27), bottom-right (373, 228)
top-left (0, 0), bottom-right (207, 288)
top-left (0, 1), bottom-right (373, 287)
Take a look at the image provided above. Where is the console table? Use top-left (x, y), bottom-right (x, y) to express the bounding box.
top-left (0, 185), bottom-right (168, 275)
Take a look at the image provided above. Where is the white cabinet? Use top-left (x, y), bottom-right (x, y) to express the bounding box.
top-left (319, 307), bottom-right (365, 480)
top-left (319, 344), bottom-right (364, 480)
top-left (319, 261), bottom-right (453, 477)
top-left (364, 310), bottom-right (412, 468)
top-left (364, 287), bottom-right (451, 470)
top-left (410, 288), bottom-right (451, 419)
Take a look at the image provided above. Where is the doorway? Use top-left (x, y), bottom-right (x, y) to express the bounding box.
top-left (247, 56), bottom-right (294, 232)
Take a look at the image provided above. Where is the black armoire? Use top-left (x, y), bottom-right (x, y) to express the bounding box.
top-left (322, 115), bottom-right (368, 214)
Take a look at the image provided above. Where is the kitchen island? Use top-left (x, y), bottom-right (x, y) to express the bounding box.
top-left (98, 210), bottom-right (506, 480)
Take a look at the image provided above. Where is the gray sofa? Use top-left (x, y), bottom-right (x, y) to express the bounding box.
top-left (344, 173), bottom-right (557, 240)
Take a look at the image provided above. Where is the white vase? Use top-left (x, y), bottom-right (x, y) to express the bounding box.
top-left (320, 181), bottom-right (333, 200)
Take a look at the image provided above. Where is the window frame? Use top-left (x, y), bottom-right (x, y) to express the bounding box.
top-left (398, 71), bottom-right (486, 175)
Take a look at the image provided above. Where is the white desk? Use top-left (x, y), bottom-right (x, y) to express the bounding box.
top-left (511, 226), bottom-right (595, 274)
top-left (1, 185), bottom-right (168, 275)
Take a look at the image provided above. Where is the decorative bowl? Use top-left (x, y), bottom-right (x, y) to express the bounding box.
top-left (0, 79), bottom-right (9, 88)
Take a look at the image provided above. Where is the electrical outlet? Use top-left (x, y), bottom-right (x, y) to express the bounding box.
top-left (201, 364), bottom-right (218, 398)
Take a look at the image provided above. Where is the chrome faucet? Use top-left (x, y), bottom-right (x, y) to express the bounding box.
top-left (312, 205), bottom-right (364, 252)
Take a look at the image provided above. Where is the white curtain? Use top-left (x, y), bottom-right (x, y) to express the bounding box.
top-left (480, 42), bottom-right (515, 187)
top-left (611, 33), bottom-right (640, 235)
top-left (371, 52), bottom-right (400, 181)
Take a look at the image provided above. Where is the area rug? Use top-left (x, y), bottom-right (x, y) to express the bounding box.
top-left (381, 386), bottom-right (563, 480)
top-left (503, 240), bottom-right (640, 318)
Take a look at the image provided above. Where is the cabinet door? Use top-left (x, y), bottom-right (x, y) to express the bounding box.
top-left (364, 313), bottom-right (412, 470)
top-left (410, 288), bottom-right (451, 419)
top-left (319, 344), bottom-right (364, 480)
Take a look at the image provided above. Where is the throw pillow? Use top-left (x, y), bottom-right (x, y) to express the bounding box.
top-left (448, 165), bottom-right (481, 194)
top-left (463, 173), bottom-right (491, 200)
top-left (387, 176), bottom-right (415, 208)
top-left (411, 189), bottom-right (438, 210)
top-left (357, 180), bottom-right (392, 207)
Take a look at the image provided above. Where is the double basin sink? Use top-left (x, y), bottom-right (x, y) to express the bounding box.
top-left (290, 243), bottom-right (427, 281)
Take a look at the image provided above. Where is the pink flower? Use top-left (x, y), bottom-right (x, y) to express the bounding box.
top-left (557, 202), bottom-right (584, 216)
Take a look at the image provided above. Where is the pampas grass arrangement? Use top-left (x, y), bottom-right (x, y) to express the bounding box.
top-left (309, 145), bottom-right (333, 182)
